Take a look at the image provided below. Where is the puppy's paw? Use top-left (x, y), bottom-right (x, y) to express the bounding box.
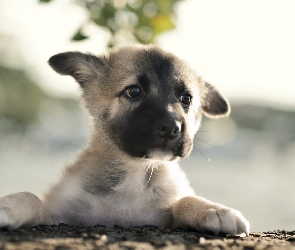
top-left (172, 196), bottom-right (250, 236)
top-left (200, 207), bottom-right (250, 236)
top-left (0, 192), bottom-right (43, 230)
top-left (0, 207), bottom-right (17, 230)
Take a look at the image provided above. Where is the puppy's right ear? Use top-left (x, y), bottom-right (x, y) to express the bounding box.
top-left (48, 52), bottom-right (107, 86)
top-left (201, 82), bottom-right (231, 118)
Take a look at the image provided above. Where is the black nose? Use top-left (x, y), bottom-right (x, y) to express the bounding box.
top-left (155, 120), bottom-right (182, 141)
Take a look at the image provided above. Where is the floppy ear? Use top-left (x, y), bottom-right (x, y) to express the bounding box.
top-left (48, 52), bottom-right (106, 86)
top-left (201, 82), bottom-right (231, 118)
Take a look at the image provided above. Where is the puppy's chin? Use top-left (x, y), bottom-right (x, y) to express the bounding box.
top-left (145, 149), bottom-right (178, 161)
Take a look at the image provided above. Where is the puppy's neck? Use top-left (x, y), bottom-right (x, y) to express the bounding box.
top-left (86, 130), bottom-right (180, 170)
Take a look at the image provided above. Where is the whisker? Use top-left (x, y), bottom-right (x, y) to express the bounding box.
top-left (144, 165), bottom-right (154, 187)
top-left (104, 142), bottom-right (115, 153)
top-left (194, 142), bottom-right (213, 162)
top-left (194, 137), bottom-right (222, 151)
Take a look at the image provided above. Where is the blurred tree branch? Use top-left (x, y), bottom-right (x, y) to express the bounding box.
top-left (0, 66), bottom-right (47, 132)
top-left (39, 0), bottom-right (183, 47)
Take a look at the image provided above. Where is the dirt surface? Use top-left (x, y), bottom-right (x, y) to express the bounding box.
top-left (0, 224), bottom-right (295, 250)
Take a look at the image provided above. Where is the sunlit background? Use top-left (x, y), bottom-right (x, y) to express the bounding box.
top-left (0, 0), bottom-right (294, 232)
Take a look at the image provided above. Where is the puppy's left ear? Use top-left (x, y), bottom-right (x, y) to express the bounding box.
top-left (201, 82), bottom-right (231, 118)
top-left (48, 51), bottom-right (107, 86)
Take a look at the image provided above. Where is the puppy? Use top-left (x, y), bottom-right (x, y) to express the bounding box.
top-left (0, 45), bottom-right (250, 235)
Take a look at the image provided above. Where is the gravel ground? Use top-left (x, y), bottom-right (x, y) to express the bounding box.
top-left (0, 224), bottom-right (295, 250)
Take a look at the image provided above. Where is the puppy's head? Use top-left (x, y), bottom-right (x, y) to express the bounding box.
top-left (49, 45), bottom-right (230, 161)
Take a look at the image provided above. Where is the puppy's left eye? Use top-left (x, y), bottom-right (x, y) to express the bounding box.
top-left (125, 85), bottom-right (143, 98)
top-left (180, 94), bottom-right (192, 106)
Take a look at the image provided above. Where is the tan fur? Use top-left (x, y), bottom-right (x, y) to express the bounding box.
top-left (0, 45), bottom-right (249, 236)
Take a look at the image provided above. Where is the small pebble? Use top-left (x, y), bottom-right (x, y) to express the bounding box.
top-left (100, 235), bottom-right (108, 242)
top-left (199, 237), bottom-right (206, 244)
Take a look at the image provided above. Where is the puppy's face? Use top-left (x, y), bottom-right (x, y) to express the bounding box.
top-left (49, 45), bottom-right (230, 161)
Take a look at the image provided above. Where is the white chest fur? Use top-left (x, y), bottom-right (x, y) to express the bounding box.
top-left (98, 162), bottom-right (195, 227)
top-left (45, 161), bottom-right (195, 227)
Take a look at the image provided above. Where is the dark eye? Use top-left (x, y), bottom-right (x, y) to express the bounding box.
top-left (180, 94), bottom-right (192, 106)
top-left (125, 85), bottom-right (143, 98)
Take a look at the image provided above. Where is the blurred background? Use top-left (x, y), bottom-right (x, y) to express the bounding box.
top-left (0, 0), bottom-right (294, 232)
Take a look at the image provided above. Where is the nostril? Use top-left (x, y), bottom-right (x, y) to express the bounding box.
top-left (157, 125), bottom-right (166, 136)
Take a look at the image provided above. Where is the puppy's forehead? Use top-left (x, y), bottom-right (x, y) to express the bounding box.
top-left (136, 49), bottom-right (174, 79)
top-left (109, 46), bottom-right (199, 92)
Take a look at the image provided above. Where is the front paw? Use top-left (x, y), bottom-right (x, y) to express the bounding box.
top-left (200, 207), bottom-right (250, 236)
top-left (0, 192), bottom-right (43, 230)
top-left (0, 207), bottom-right (17, 230)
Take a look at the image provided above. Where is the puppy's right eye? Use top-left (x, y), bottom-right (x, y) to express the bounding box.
top-left (125, 85), bottom-right (143, 99)
top-left (180, 94), bottom-right (192, 106)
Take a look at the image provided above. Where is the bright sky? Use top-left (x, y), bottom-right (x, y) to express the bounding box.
top-left (1, 0), bottom-right (295, 109)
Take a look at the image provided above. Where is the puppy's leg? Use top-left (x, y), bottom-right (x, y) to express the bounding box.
top-left (0, 192), bottom-right (43, 230)
top-left (172, 196), bottom-right (250, 236)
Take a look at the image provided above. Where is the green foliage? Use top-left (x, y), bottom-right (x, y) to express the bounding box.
top-left (40, 0), bottom-right (183, 47)
top-left (72, 28), bottom-right (89, 41)
top-left (0, 66), bottom-right (47, 132)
